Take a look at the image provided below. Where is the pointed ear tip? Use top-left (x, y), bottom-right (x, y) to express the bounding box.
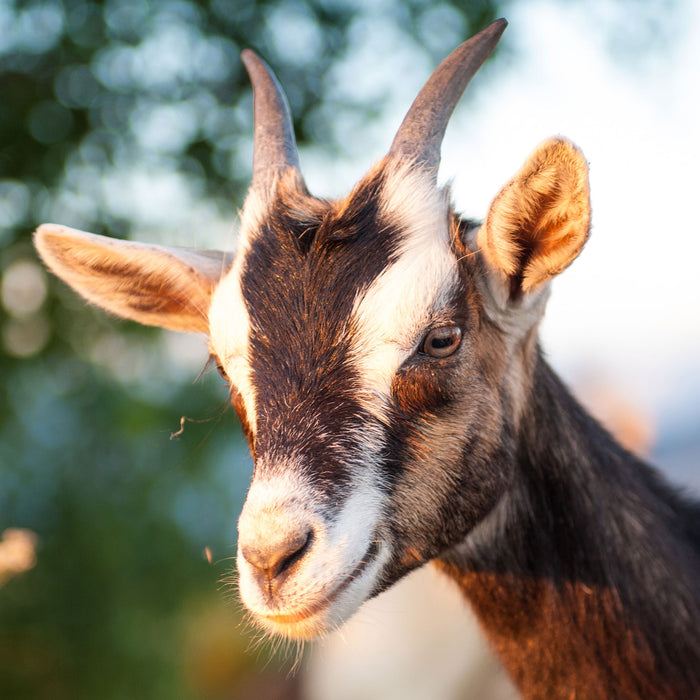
top-left (33, 226), bottom-right (66, 269)
top-left (33, 224), bottom-right (61, 251)
top-left (35, 223), bottom-right (55, 238)
top-left (34, 223), bottom-right (84, 246)
top-left (36, 222), bottom-right (83, 237)
top-left (34, 225), bottom-right (106, 263)
top-left (35, 225), bottom-right (83, 271)
top-left (542, 136), bottom-right (587, 160)
top-left (531, 138), bottom-right (590, 185)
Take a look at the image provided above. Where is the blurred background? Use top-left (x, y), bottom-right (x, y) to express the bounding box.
top-left (1, 0), bottom-right (698, 698)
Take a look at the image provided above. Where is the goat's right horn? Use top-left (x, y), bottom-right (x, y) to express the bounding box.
top-left (242, 49), bottom-right (301, 193)
top-left (388, 18), bottom-right (507, 180)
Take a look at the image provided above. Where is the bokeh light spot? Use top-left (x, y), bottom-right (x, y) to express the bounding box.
top-left (2, 314), bottom-right (50, 358)
top-left (1, 259), bottom-right (48, 318)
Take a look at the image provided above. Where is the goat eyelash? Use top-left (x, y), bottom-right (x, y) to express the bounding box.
top-left (205, 353), bottom-right (231, 383)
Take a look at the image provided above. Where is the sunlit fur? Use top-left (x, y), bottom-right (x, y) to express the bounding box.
top-left (350, 158), bottom-right (458, 422)
top-left (209, 255), bottom-right (258, 434)
top-left (34, 223), bottom-right (229, 333)
top-left (211, 147), bottom-right (590, 645)
top-left (478, 137), bottom-right (590, 297)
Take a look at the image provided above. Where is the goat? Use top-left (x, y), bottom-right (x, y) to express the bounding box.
top-left (34, 19), bottom-right (700, 699)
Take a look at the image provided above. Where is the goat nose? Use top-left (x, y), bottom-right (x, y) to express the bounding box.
top-left (240, 528), bottom-right (314, 580)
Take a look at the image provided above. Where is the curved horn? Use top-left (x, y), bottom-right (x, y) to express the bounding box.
top-left (388, 18), bottom-right (507, 179)
top-left (241, 49), bottom-right (301, 192)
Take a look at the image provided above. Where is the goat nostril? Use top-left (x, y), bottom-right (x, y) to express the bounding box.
top-left (276, 528), bottom-right (314, 577)
top-left (241, 528), bottom-right (314, 580)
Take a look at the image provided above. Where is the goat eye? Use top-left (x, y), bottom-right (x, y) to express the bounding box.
top-left (421, 325), bottom-right (462, 358)
top-left (216, 362), bottom-right (229, 382)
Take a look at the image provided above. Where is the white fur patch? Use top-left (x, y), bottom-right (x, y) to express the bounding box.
top-left (350, 161), bottom-right (459, 420)
top-left (208, 236), bottom-right (258, 433)
top-left (236, 186), bottom-right (271, 252)
top-left (208, 173), bottom-right (309, 431)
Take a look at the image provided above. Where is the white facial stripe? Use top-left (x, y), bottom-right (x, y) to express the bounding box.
top-left (237, 467), bottom-right (315, 552)
top-left (236, 184), bottom-right (272, 252)
top-left (209, 171), bottom-right (318, 435)
top-left (351, 162), bottom-right (459, 419)
top-left (208, 251), bottom-right (257, 433)
top-left (207, 179), bottom-right (286, 434)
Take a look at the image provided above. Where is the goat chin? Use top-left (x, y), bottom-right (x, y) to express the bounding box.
top-left (240, 540), bottom-right (387, 639)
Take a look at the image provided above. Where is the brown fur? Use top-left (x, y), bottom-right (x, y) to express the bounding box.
top-left (437, 565), bottom-right (676, 700)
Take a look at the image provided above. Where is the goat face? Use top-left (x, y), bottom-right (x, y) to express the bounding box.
top-left (209, 160), bottom-right (518, 638)
top-left (35, 19), bottom-right (591, 640)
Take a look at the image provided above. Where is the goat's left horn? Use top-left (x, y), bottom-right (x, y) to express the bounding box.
top-left (241, 49), bottom-right (301, 192)
top-left (388, 18), bottom-right (507, 179)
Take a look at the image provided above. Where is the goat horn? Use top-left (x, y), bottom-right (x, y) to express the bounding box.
top-left (388, 18), bottom-right (507, 178)
top-left (241, 49), bottom-right (301, 192)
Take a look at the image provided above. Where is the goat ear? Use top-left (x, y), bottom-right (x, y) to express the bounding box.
top-left (478, 138), bottom-right (590, 298)
top-left (34, 224), bottom-right (232, 334)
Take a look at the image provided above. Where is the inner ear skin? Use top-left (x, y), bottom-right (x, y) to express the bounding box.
top-left (477, 138), bottom-right (591, 298)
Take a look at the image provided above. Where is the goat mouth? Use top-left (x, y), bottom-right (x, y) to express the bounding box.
top-left (261, 540), bottom-right (381, 627)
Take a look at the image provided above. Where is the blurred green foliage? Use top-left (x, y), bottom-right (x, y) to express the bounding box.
top-left (0, 1), bottom-right (503, 698)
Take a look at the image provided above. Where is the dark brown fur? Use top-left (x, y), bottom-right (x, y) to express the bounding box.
top-left (437, 352), bottom-right (700, 699)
